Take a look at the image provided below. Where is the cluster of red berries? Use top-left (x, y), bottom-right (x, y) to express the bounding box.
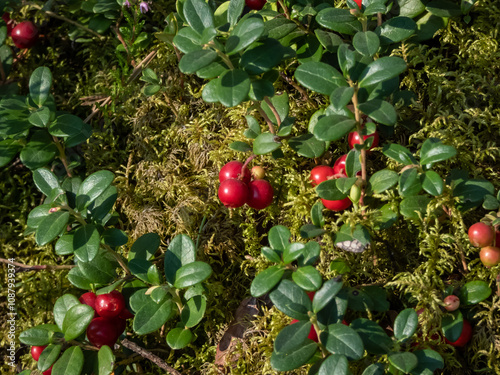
top-left (2, 12), bottom-right (39, 49)
top-left (310, 129), bottom-right (379, 211)
top-left (218, 161), bottom-right (273, 210)
top-left (468, 222), bottom-right (500, 267)
top-left (80, 290), bottom-right (133, 348)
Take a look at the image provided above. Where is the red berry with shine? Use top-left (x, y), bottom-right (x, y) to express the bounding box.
top-left (11, 21), bottom-right (39, 49)
top-left (218, 178), bottom-right (248, 208)
top-left (247, 179), bottom-right (273, 210)
top-left (321, 197), bottom-right (352, 211)
top-left (348, 130), bottom-right (379, 151)
top-left (443, 295), bottom-right (460, 312)
top-left (468, 222), bottom-right (494, 247)
top-left (87, 317), bottom-right (121, 348)
top-left (79, 292), bottom-right (98, 315)
top-left (353, 0), bottom-right (362, 9)
top-left (333, 155), bottom-right (347, 176)
top-left (290, 319), bottom-right (318, 342)
top-left (444, 319), bottom-right (472, 347)
top-left (245, 0), bottom-right (266, 10)
top-left (310, 165), bottom-right (335, 186)
top-left (219, 161), bottom-right (251, 184)
top-left (31, 345), bottom-right (46, 361)
top-left (95, 290), bottom-right (125, 318)
top-left (479, 246), bottom-right (500, 268)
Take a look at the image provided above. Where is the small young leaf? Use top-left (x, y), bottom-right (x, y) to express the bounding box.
top-left (420, 138), bottom-right (457, 166)
top-left (167, 328), bottom-right (193, 349)
top-left (268, 225), bottom-right (291, 251)
top-left (393, 308), bottom-right (418, 342)
top-left (174, 261), bottom-right (212, 288)
top-left (52, 346), bottom-right (84, 375)
top-left (29, 67), bottom-right (52, 107)
top-left (62, 304), bottom-right (94, 341)
top-left (269, 279), bottom-right (312, 320)
top-left (250, 265), bottom-right (285, 297)
top-left (320, 323), bottom-right (364, 360)
top-left (388, 352), bottom-right (418, 373)
top-left (312, 278), bottom-right (343, 313)
top-left (457, 280), bottom-right (492, 305)
top-left (292, 266), bottom-right (322, 291)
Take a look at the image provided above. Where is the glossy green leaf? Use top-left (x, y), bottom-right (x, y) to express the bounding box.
top-left (167, 327), bottom-right (193, 349)
top-left (358, 57), bottom-right (407, 88)
top-left (441, 310), bottom-right (463, 342)
top-left (263, 18), bottom-right (297, 40)
top-left (133, 297), bottom-right (173, 335)
top-left (55, 233), bottom-right (75, 255)
top-left (261, 93), bottom-right (289, 125)
top-left (336, 177), bottom-right (357, 194)
top-left (67, 267), bottom-right (92, 290)
top-left (292, 266), bottom-right (322, 291)
top-left (226, 16), bottom-right (264, 55)
top-left (253, 132), bottom-right (280, 155)
top-left (268, 225), bottom-right (291, 251)
top-left (269, 279), bottom-right (312, 320)
top-left (270, 341), bottom-right (318, 371)
top-left (0, 139), bottom-right (22, 167)
top-left (289, 134), bottom-right (327, 158)
top-left (388, 352), bottom-right (418, 373)
top-left (173, 27), bottom-right (202, 54)
top-left (400, 195), bottom-right (431, 220)
top-left (19, 326), bottom-right (57, 346)
top-left (33, 168), bottom-right (60, 197)
top-left (399, 168), bottom-right (422, 197)
top-left (297, 241), bottom-right (321, 267)
top-left (316, 179), bottom-right (348, 201)
top-left (183, 0), bottom-right (215, 35)
top-left (296, 34), bottom-right (324, 63)
top-left (29, 106), bottom-right (51, 128)
top-left (76, 170), bottom-right (114, 210)
top-left (102, 228), bottom-right (128, 247)
top-left (295, 61), bottom-right (346, 95)
top-left (358, 99), bottom-right (397, 125)
top-left (315, 29), bottom-right (343, 53)
top-left (62, 304), bottom-right (94, 341)
top-left (227, 0), bottom-right (245, 26)
top-left (396, 0), bottom-right (426, 18)
top-left (320, 323), bottom-right (364, 359)
top-left (299, 224), bottom-right (326, 239)
top-left (274, 320), bottom-right (312, 354)
top-left (353, 31), bottom-right (380, 56)
top-left (249, 79), bottom-right (274, 101)
top-left (29, 67), bottom-right (52, 107)
top-left (53, 294), bottom-right (80, 331)
top-left (164, 234), bottom-right (196, 284)
top-left (369, 169), bottom-right (398, 194)
top-left (261, 246), bottom-right (281, 263)
top-left (330, 86), bottom-right (354, 110)
top-left (250, 265), bottom-right (285, 297)
top-left (350, 318), bottom-right (392, 354)
top-left (453, 178), bottom-right (495, 211)
top-left (382, 143), bottom-right (417, 165)
top-left (216, 69), bottom-right (250, 107)
top-left (35, 211), bottom-right (69, 246)
top-left (376, 17), bottom-right (416, 45)
top-left (283, 242), bottom-right (305, 264)
top-left (330, 259), bottom-right (351, 274)
top-left (129, 259), bottom-right (152, 283)
top-left (174, 261), bottom-right (212, 288)
top-left (181, 295), bottom-right (207, 327)
top-left (361, 363), bottom-right (385, 375)
top-left (414, 13), bottom-right (448, 42)
top-left (179, 49), bottom-right (217, 74)
top-left (457, 280), bottom-right (492, 305)
top-left (38, 344), bottom-right (61, 372)
top-left (240, 39), bottom-right (286, 75)
top-left (345, 149), bottom-right (361, 177)
top-left (422, 170), bottom-right (444, 196)
top-left (317, 354), bottom-right (349, 375)
top-left (52, 346), bottom-right (83, 375)
top-left (420, 138), bottom-right (456, 166)
top-left (97, 345), bottom-right (114, 375)
top-left (74, 225), bottom-right (100, 262)
top-left (244, 115), bottom-right (261, 138)
top-left (313, 115), bottom-right (356, 142)
top-left (129, 232), bottom-right (160, 261)
top-left (426, 0), bottom-right (462, 17)
top-left (410, 349), bottom-right (444, 375)
top-left (19, 130), bottom-right (58, 170)
top-left (311, 201), bottom-right (325, 227)
top-left (316, 8), bottom-right (362, 35)
top-left (312, 278), bottom-right (343, 313)
top-left (88, 184), bottom-right (117, 223)
top-left (393, 308), bottom-right (418, 342)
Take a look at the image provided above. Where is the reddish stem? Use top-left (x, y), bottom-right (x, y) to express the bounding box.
top-left (241, 155), bottom-right (257, 179)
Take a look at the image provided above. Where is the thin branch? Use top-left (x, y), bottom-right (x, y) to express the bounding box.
top-left (263, 97), bottom-right (282, 128)
top-left (0, 258), bottom-right (75, 271)
top-left (52, 136), bottom-right (73, 177)
top-left (120, 339), bottom-right (182, 375)
top-left (256, 105), bottom-right (277, 135)
top-left (279, 71), bottom-right (314, 105)
top-left (29, 3), bottom-right (104, 39)
top-left (351, 88), bottom-right (367, 209)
